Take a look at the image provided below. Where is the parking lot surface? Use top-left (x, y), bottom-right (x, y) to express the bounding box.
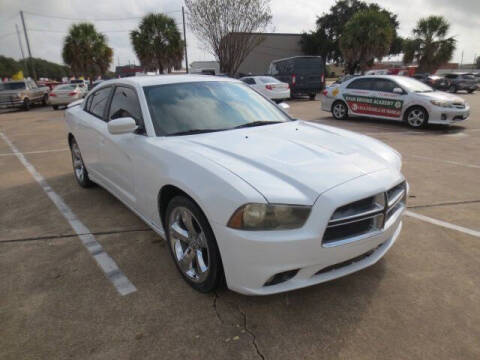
top-left (1, 94), bottom-right (480, 359)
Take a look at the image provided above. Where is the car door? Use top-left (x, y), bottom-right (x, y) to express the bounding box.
top-left (368, 78), bottom-right (406, 121)
top-left (98, 85), bottom-right (145, 206)
top-left (343, 78), bottom-right (376, 117)
top-left (74, 86), bottom-right (113, 178)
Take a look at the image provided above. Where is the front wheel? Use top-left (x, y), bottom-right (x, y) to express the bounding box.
top-left (332, 101), bottom-right (348, 120)
top-left (69, 138), bottom-right (94, 187)
top-left (23, 98), bottom-right (31, 111)
top-left (42, 94), bottom-right (48, 106)
top-left (405, 107), bottom-right (428, 128)
top-left (448, 85), bottom-right (457, 93)
top-left (52, 105), bottom-right (59, 110)
top-left (165, 196), bottom-right (223, 293)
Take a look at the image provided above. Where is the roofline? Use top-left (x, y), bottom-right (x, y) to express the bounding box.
top-left (271, 55), bottom-right (323, 63)
top-left (229, 32), bottom-right (302, 37)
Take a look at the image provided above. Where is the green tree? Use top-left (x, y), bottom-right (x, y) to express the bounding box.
top-left (403, 16), bottom-right (456, 73)
top-left (0, 55), bottom-right (21, 78)
top-left (62, 23), bottom-right (113, 80)
top-left (340, 9), bottom-right (394, 74)
top-left (476, 56), bottom-right (480, 69)
top-left (301, 0), bottom-right (402, 69)
top-left (130, 13), bottom-right (184, 74)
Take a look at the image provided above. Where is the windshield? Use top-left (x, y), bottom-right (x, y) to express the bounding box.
top-left (144, 81), bottom-right (291, 136)
top-left (0, 82), bottom-right (26, 91)
top-left (394, 77), bottom-right (434, 93)
top-left (258, 76), bottom-right (280, 84)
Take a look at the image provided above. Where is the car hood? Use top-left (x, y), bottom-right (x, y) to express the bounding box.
top-left (169, 121), bottom-right (400, 205)
top-left (416, 91), bottom-right (465, 103)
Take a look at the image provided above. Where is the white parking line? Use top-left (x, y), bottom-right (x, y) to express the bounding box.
top-left (0, 148), bottom-right (69, 157)
top-left (408, 155), bottom-right (480, 169)
top-left (405, 211), bottom-right (480, 238)
top-left (0, 132), bottom-right (137, 296)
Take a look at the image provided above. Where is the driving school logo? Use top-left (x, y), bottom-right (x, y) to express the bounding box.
top-left (343, 94), bottom-right (403, 118)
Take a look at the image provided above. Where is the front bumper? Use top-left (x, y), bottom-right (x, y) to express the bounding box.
top-left (0, 99), bottom-right (24, 108)
top-left (428, 104), bottom-right (470, 125)
top-left (320, 94), bottom-right (334, 112)
top-left (214, 169), bottom-right (405, 295)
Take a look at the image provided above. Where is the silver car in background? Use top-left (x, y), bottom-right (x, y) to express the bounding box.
top-left (48, 84), bottom-right (87, 110)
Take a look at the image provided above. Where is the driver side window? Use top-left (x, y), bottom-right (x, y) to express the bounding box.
top-left (108, 86), bottom-right (144, 130)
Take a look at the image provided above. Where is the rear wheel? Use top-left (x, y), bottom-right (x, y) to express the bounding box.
top-left (52, 105), bottom-right (59, 110)
top-left (69, 138), bottom-right (94, 187)
top-left (332, 101), bottom-right (348, 120)
top-left (405, 106), bottom-right (428, 128)
top-left (23, 98), bottom-right (31, 111)
top-left (165, 196), bottom-right (223, 293)
top-left (309, 94), bottom-right (316, 100)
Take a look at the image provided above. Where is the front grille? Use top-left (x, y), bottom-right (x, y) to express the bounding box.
top-left (323, 182), bottom-right (406, 246)
top-left (452, 102), bottom-right (466, 109)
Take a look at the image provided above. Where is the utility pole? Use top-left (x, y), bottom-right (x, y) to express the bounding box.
top-left (15, 23), bottom-right (28, 77)
top-left (182, 6), bottom-right (189, 73)
top-left (460, 50), bottom-right (464, 68)
top-left (20, 11), bottom-right (37, 80)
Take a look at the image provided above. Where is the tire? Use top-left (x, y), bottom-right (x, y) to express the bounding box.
top-left (331, 101), bottom-right (348, 120)
top-left (69, 137), bottom-right (94, 188)
top-left (165, 195), bottom-right (223, 293)
top-left (23, 98), bottom-right (31, 111)
top-left (405, 106), bottom-right (428, 129)
top-left (42, 94), bottom-right (48, 106)
top-left (309, 94), bottom-right (316, 100)
top-left (52, 105), bottom-right (59, 110)
top-left (448, 85), bottom-right (457, 93)
top-left (468, 89), bottom-right (475, 94)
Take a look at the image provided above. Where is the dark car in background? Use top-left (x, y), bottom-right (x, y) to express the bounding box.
top-left (440, 73), bottom-right (478, 93)
top-left (412, 73), bottom-right (447, 89)
top-left (268, 56), bottom-right (325, 100)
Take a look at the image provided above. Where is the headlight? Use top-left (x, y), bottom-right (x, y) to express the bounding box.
top-left (227, 203), bottom-right (311, 230)
top-left (430, 100), bottom-right (452, 108)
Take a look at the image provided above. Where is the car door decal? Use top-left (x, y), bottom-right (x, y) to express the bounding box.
top-left (343, 94), bottom-right (403, 118)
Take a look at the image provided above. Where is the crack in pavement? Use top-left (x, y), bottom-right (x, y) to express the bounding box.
top-left (212, 292), bottom-right (265, 360)
top-left (407, 199), bottom-right (480, 209)
top-left (0, 228), bottom-right (154, 244)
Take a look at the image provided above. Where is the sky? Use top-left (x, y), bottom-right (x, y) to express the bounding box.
top-left (0, 0), bottom-right (479, 71)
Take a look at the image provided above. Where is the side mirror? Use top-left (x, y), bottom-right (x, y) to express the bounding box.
top-left (107, 117), bottom-right (138, 135)
top-left (278, 102), bottom-right (290, 110)
top-left (393, 87), bottom-right (404, 94)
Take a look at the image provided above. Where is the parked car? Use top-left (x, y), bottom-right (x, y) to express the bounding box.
top-left (439, 73), bottom-right (478, 93)
top-left (49, 84), bottom-right (87, 109)
top-left (0, 79), bottom-right (49, 110)
top-left (65, 75), bottom-right (405, 295)
top-left (70, 79), bottom-right (89, 89)
top-left (331, 74), bottom-right (360, 85)
top-left (268, 56), bottom-right (325, 100)
top-left (412, 73), bottom-right (446, 89)
top-left (240, 76), bottom-right (290, 102)
top-left (321, 75), bottom-right (470, 128)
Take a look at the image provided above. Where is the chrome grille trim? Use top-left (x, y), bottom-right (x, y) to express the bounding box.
top-left (323, 181), bottom-right (406, 246)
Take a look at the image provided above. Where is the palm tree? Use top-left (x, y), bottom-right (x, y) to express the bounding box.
top-left (62, 23), bottom-right (113, 80)
top-left (130, 13), bottom-right (184, 74)
top-left (403, 16), bottom-right (456, 73)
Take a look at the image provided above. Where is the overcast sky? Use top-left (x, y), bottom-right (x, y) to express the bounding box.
top-left (0, 0), bottom-right (478, 70)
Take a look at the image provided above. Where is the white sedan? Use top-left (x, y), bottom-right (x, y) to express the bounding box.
top-left (321, 75), bottom-right (470, 128)
top-left (240, 76), bottom-right (290, 102)
top-left (65, 75), bottom-right (406, 295)
top-left (49, 84), bottom-right (87, 109)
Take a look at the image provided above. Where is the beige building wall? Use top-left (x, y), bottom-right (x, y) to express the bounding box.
top-left (237, 33), bottom-right (304, 76)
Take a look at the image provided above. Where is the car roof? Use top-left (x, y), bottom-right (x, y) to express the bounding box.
top-left (97, 74), bottom-right (240, 88)
top-left (343, 75), bottom-right (406, 81)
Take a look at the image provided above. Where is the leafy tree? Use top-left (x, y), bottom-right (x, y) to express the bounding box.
top-left (476, 56), bottom-right (480, 69)
top-left (62, 23), bottom-right (113, 80)
top-left (0, 55), bottom-right (21, 78)
top-left (340, 9), bottom-right (394, 74)
top-left (185, 0), bottom-right (272, 75)
top-left (0, 55), bottom-right (70, 80)
top-left (130, 13), bottom-right (184, 74)
top-left (301, 0), bottom-right (402, 69)
top-left (403, 16), bottom-right (456, 73)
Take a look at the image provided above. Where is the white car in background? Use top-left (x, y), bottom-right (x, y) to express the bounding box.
top-left (49, 84), bottom-right (87, 110)
top-left (321, 75), bottom-right (470, 128)
top-left (240, 76), bottom-right (290, 102)
top-left (65, 75), bottom-right (405, 295)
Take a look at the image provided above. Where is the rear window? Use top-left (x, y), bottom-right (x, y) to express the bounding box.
top-left (258, 77), bottom-right (280, 84)
top-left (462, 74), bottom-right (475, 80)
top-left (294, 58), bottom-right (323, 73)
top-left (54, 84), bottom-right (76, 91)
top-left (0, 82), bottom-right (25, 90)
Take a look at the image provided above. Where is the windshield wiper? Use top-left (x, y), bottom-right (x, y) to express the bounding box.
top-left (233, 121), bottom-right (282, 129)
top-left (168, 128), bottom-right (227, 136)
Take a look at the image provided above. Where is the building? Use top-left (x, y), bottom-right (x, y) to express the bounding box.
top-left (236, 33), bottom-right (304, 76)
top-left (115, 64), bottom-right (143, 78)
top-left (189, 61), bottom-right (220, 75)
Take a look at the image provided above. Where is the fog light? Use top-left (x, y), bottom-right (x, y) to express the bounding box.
top-left (441, 113), bottom-right (447, 120)
top-left (264, 269), bottom-right (299, 286)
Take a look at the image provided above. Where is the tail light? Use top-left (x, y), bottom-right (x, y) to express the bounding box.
top-left (68, 91), bottom-right (78, 96)
top-left (292, 74), bottom-right (296, 86)
top-left (266, 84), bottom-right (273, 90)
top-left (322, 89), bottom-right (328, 96)
top-left (49, 93), bottom-right (56, 97)
top-left (286, 83), bottom-right (290, 89)
top-left (321, 74), bottom-right (325, 83)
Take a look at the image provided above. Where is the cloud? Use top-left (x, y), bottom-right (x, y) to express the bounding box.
top-left (0, 0), bottom-right (478, 72)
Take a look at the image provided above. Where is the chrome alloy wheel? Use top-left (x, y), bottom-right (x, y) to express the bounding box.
top-left (407, 108), bottom-right (426, 128)
top-left (168, 207), bottom-right (210, 283)
top-left (333, 102), bottom-right (347, 119)
top-left (71, 141), bottom-right (85, 182)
